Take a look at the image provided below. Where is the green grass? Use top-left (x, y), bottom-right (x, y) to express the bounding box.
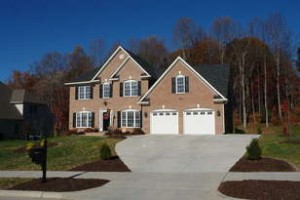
top-left (0, 178), bottom-right (32, 189)
top-left (0, 136), bottom-right (121, 170)
top-left (259, 125), bottom-right (300, 169)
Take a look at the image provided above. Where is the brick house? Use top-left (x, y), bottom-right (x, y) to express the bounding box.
top-left (65, 46), bottom-right (232, 134)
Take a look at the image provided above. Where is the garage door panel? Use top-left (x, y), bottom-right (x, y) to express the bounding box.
top-left (151, 111), bottom-right (178, 134)
top-left (184, 110), bottom-right (215, 134)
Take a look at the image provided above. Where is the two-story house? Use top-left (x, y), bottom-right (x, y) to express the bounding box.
top-left (66, 46), bottom-right (232, 135)
top-left (0, 82), bottom-right (53, 139)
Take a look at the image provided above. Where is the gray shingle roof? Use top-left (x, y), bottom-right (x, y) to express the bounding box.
top-left (193, 64), bottom-right (230, 98)
top-left (70, 67), bottom-right (101, 82)
top-left (11, 89), bottom-right (43, 104)
top-left (126, 50), bottom-right (162, 80)
top-left (0, 82), bottom-right (22, 120)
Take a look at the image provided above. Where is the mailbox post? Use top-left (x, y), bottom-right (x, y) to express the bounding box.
top-left (28, 139), bottom-right (47, 183)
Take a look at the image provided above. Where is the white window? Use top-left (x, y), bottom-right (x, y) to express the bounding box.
top-left (124, 80), bottom-right (138, 97)
top-left (176, 75), bottom-right (185, 94)
top-left (76, 111), bottom-right (93, 128)
top-left (103, 83), bottom-right (111, 98)
top-left (78, 86), bottom-right (91, 100)
top-left (121, 110), bottom-right (140, 128)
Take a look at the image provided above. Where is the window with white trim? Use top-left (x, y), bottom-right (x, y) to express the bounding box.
top-left (78, 86), bottom-right (91, 99)
top-left (124, 80), bottom-right (138, 97)
top-left (176, 75), bottom-right (185, 94)
top-left (102, 83), bottom-right (111, 98)
top-left (121, 110), bottom-right (140, 128)
top-left (76, 111), bottom-right (92, 128)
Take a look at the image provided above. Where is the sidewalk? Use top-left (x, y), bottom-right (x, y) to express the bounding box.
top-left (224, 172), bottom-right (300, 182)
top-left (1, 171), bottom-right (300, 200)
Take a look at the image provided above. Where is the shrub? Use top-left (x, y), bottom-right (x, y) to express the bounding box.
top-left (246, 138), bottom-right (262, 160)
top-left (100, 143), bottom-right (112, 160)
top-left (84, 128), bottom-right (99, 133)
top-left (67, 129), bottom-right (78, 136)
top-left (131, 128), bottom-right (145, 135)
top-left (257, 126), bottom-right (262, 135)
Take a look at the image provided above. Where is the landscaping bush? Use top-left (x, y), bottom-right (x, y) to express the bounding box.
top-left (67, 129), bottom-right (78, 136)
top-left (99, 143), bottom-right (112, 160)
top-left (246, 138), bottom-right (262, 160)
top-left (131, 128), bottom-right (145, 135)
top-left (257, 127), bottom-right (262, 135)
top-left (84, 128), bottom-right (99, 133)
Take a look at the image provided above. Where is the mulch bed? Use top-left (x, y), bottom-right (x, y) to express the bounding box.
top-left (219, 180), bottom-right (300, 200)
top-left (14, 142), bottom-right (59, 153)
top-left (69, 156), bottom-right (131, 172)
top-left (230, 157), bottom-right (296, 172)
top-left (9, 178), bottom-right (109, 192)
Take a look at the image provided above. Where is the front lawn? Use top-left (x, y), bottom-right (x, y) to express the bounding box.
top-left (0, 136), bottom-right (122, 170)
top-left (260, 127), bottom-right (300, 169)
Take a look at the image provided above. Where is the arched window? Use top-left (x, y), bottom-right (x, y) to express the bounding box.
top-left (121, 109), bottom-right (140, 128)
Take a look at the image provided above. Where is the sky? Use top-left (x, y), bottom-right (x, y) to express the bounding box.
top-left (0, 0), bottom-right (299, 82)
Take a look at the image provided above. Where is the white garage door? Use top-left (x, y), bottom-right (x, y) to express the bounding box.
top-left (184, 109), bottom-right (215, 134)
top-left (150, 110), bottom-right (179, 134)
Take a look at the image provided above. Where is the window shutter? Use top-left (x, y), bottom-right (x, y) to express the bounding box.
top-left (138, 81), bottom-right (141, 96)
top-left (90, 86), bottom-right (93, 99)
top-left (171, 77), bottom-right (176, 93)
top-left (99, 84), bottom-right (103, 98)
top-left (110, 84), bottom-right (113, 97)
top-left (120, 83), bottom-right (123, 97)
top-left (117, 111), bottom-right (121, 128)
top-left (73, 113), bottom-right (76, 128)
top-left (75, 87), bottom-right (78, 100)
top-left (91, 112), bottom-right (95, 127)
top-left (185, 76), bottom-right (189, 93)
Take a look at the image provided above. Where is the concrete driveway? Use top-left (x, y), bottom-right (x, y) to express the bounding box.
top-left (116, 134), bottom-right (258, 172)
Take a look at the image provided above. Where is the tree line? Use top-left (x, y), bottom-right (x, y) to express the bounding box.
top-left (7, 13), bottom-right (300, 134)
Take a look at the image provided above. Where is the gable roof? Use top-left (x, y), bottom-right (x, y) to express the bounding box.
top-left (11, 89), bottom-right (44, 104)
top-left (109, 55), bottom-right (151, 80)
top-left (0, 82), bottom-right (22, 120)
top-left (139, 57), bottom-right (229, 104)
top-left (65, 46), bottom-right (154, 85)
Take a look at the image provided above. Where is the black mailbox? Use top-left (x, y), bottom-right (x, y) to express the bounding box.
top-left (29, 148), bottom-right (45, 165)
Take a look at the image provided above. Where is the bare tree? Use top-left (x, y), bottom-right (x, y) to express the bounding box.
top-left (211, 16), bottom-right (240, 64)
top-left (248, 17), bottom-right (270, 127)
top-left (173, 17), bottom-right (198, 59)
top-left (89, 38), bottom-right (106, 68)
top-left (265, 13), bottom-right (291, 121)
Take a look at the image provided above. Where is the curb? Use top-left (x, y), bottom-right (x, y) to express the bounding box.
top-left (0, 189), bottom-right (65, 199)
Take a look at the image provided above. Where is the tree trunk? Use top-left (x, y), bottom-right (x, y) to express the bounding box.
top-left (276, 53), bottom-right (282, 120)
top-left (251, 77), bottom-right (256, 124)
top-left (258, 72), bottom-right (261, 119)
top-left (241, 53), bottom-right (247, 130)
top-left (264, 55), bottom-right (269, 127)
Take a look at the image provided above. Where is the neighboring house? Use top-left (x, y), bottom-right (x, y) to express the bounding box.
top-left (65, 46), bottom-right (232, 135)
top-left (0, 82), bottom-right (53, 139)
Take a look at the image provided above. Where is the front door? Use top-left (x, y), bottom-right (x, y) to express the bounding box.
top-left (102, 112), bottom-right (110, 131)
